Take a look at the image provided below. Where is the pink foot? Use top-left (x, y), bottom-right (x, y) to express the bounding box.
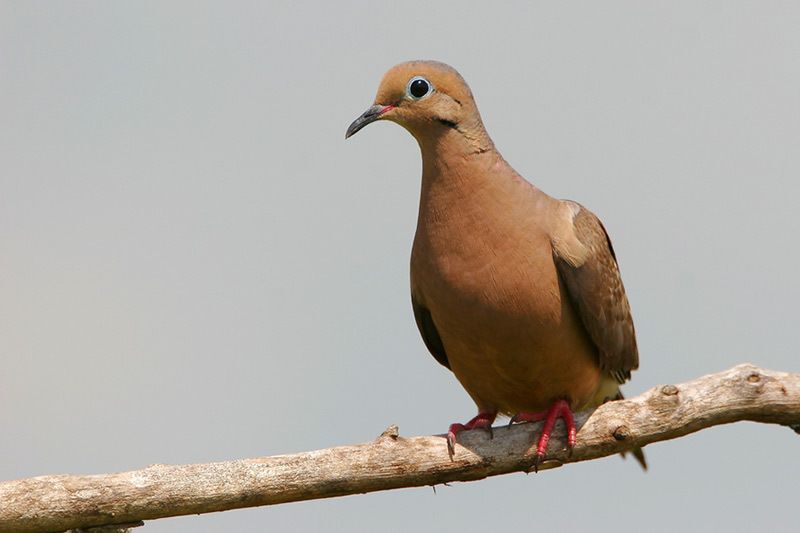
top-left (446, 411), bottom-right (497, 457)
top-left (509, 399), bottom-right (576, 471)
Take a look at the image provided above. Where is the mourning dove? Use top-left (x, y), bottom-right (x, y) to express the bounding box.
top-left (346, 60), bottom-right (645, 469)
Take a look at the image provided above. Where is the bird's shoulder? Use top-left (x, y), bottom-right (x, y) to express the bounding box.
top-left (548, 200), bottom-right (610, 267)
top-left (549, 199), bottom-right (639, 382)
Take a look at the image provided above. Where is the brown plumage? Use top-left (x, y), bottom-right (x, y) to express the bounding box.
top-left (347, 60), bottom-right (645, 469)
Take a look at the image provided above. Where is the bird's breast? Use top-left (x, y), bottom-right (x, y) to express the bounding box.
top-left (410, 206), bottom-right (602, 413)
top-left (412, 220), bottom-right (562, 339)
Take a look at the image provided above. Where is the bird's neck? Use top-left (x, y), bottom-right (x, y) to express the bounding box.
top-left (417, 126), bottom-right (496, 194)
top-left (414, 128), bottom-right (540, 236)
top-left (417, 119), bottom-right (494, 160)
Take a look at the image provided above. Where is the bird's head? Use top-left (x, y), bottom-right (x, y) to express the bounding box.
top-left (346, 61), bottom-right (490, 149)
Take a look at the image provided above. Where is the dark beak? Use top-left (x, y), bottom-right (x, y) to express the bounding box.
top-left (345, 104), bottom-right (393, 139)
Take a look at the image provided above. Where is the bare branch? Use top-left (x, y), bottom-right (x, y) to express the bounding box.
top-left (2, 364), bottom-right (799, 533)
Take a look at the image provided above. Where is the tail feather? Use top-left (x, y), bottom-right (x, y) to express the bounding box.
top-left (608, 390), bottom-right (648, 471)
top-left (621, 446), bottom-right (648, 471)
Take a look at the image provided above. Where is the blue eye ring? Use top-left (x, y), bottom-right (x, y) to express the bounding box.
top-left (406, 76), bottom-right (433, 100)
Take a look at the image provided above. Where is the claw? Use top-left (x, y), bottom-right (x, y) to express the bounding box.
top-left (447, 423), bottom-right (465, 457)
top-left (445, 411), bottom-right (497, 457)
top-left (532, 453), bottom-right (542, 473)
top-left (510, 399), bottom-right (577, 467)
top-left (508, 410), bottom-right (548, 425)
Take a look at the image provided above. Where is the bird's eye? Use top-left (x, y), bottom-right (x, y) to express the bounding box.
top-left (407, 76), bottom-right (432, 99)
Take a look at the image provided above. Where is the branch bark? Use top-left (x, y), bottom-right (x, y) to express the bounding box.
top-left (2, 364), bottom-right (799, 533)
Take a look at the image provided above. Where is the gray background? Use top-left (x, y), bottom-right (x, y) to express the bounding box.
top-left (2, 2), bottom-right (799, 531)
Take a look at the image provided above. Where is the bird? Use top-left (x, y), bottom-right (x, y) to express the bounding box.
top-left (346, 60), bottom-right (645, 470)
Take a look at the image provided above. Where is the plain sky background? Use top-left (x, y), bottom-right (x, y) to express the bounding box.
top-left (2, 2), bottom-right (799, 531)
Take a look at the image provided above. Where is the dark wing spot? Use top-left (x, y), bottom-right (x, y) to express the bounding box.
top-left (412, 299), bottom-right (450, 370)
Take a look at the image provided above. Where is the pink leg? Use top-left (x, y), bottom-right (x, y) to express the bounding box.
top-left (509, 399), bottom-right (576, 471)
top-left (446, 411), bottom-right (497, 457)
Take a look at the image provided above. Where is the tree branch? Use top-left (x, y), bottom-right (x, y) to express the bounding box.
top-left (2, 364), bottom-right (799, 533)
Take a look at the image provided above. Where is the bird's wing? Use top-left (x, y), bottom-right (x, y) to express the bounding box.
top-left (552, 201), bottom-right (638, 383)
top-left (411, 294), bottom-right (450, 370)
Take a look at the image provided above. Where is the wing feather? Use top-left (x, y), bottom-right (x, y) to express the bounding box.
top-left (553, 203), bottom-right (638, 382)
top-left (411, 295), bottom-right (450, 370)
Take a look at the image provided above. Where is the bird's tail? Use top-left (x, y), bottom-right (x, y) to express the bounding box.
top-left (611, 391), bottom-right (647, 471)
top-left (621, 445), bottom-right (648, 471)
